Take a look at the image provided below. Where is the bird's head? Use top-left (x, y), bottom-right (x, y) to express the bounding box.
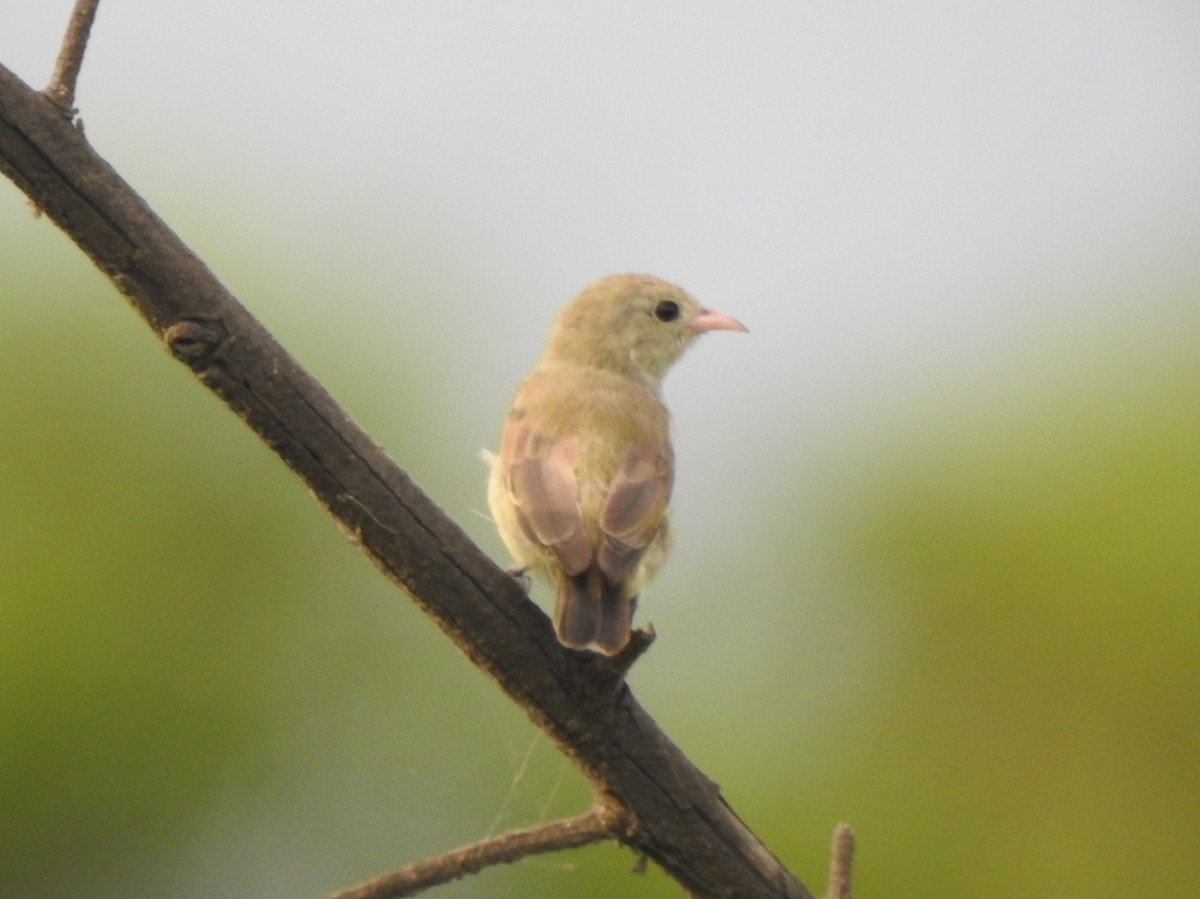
top-left (543, 273), bottom-right (746, 384)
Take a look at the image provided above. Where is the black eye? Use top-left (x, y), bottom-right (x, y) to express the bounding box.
top-left (653, 300), bottom-right (681, 322)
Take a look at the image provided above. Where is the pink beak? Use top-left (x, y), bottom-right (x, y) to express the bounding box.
top-left (690, 308), bottom-right (749, 335)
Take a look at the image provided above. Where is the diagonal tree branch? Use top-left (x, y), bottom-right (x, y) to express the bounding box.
top-left (0, 43), bottom-right (820, 899)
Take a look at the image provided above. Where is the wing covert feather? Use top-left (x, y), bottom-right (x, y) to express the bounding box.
top-left (500, 419), bottom-right (591, 575)
top-left (596, 443), bottom-right (672, 583)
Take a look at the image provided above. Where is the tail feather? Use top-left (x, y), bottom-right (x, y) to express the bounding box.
top-left (554, 569), bottom-right (634, 655)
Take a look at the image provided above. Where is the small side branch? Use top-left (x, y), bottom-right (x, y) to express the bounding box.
top-left (824, 823), bottom-right (856, 899)
top-left (44, 0), bottom-right (102, 113)
top-left (324, 805), bottom-right (623, 899)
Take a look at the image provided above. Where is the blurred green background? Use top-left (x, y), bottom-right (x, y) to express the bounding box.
top-left (3, 2), bottom-right (1199, 898)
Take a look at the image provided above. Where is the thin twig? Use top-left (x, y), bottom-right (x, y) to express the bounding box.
top-left (43, 0), bottom-right (102, 113)
top-left (324, 805), bottom-right (622, 899)
top-left (824, 823), bottom-right (856, 899)
top-left (601, 624), bottom-right (657, 678)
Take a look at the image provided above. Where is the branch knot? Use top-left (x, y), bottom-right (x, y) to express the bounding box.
top-left (164, 317), bottom-right (226, 365)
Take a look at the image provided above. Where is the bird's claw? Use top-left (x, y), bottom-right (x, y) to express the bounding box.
top-left (506, 565), bottom-right (532, 594)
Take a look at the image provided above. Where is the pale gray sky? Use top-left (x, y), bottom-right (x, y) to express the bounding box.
top-left (6, 1), bottom-right (1197, 444)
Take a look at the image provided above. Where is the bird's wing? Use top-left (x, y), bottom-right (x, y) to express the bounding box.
top-left (499, 417), bottom-right (592, 576)
top-left (597, 442), bottom-right (673, 584)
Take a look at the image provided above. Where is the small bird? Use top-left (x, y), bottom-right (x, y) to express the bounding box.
top-left (486, 273), bottom-right (746, 655)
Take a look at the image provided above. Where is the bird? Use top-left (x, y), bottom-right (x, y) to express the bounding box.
top-left (486, 273), bottom-right (746, 655)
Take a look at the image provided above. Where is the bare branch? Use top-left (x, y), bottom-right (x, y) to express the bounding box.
top-left (824, 824), bottom-right (856, 899)
top-left (0, 60), bottom-right (818, 898)
top-left (325, 805), bottom-right (621, 899)
top-left (44, 0), bottom-right (102, 114)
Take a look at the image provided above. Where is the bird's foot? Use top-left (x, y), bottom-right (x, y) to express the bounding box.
top-left (506, 565), bottom-right (533, 594)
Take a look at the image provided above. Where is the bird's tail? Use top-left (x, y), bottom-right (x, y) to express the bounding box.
top-left (554, 568), bottom-right (634, 656)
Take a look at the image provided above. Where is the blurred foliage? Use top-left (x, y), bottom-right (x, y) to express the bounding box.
top-left (0, 225), bottom-right (575, 898)
top-left (1, 208), bottom-right (1197, 899)
top-left (787, 307), bottom-right (1200, 898)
